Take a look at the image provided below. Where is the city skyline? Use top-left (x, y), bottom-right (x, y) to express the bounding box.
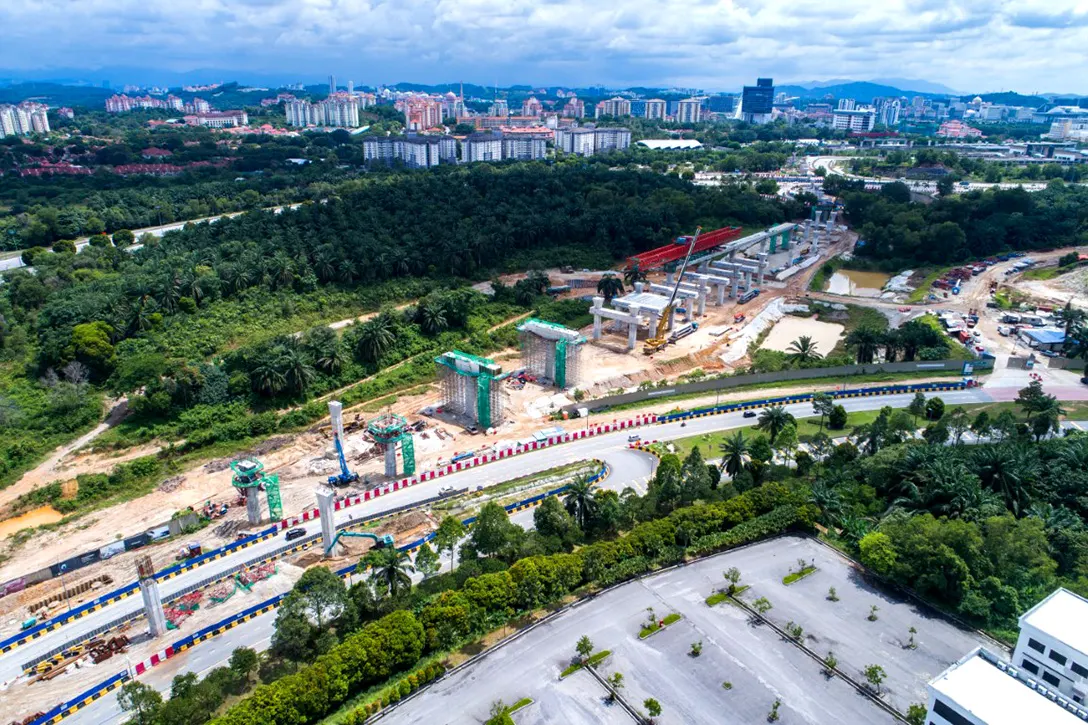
top-left (2, 1), bottom-right (1088, 94)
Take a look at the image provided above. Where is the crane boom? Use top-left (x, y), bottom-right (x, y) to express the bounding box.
top-left (643, 227), bottom-right (701, 354)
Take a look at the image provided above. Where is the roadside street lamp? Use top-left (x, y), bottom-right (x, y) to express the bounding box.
top-left (59, 563), bottom-right (72, 613)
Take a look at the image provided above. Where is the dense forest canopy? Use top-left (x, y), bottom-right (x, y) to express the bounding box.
top-left (827, 177), bottom-right (1088, 268)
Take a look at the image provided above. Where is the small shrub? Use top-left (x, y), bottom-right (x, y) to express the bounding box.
top-left (827, 586), bottom-right (839, 602)
top-left (868, 605), bottom-right (880, 622)
top-left (690, 641), bottom-right (703, 657)
top-left (722, 681), bottom-right (733, 690)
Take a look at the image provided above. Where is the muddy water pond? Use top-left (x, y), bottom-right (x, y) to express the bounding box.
top-left (827, 269), bottom-right (892, 297)
top-left (0, 506), bottom-right (64, 539)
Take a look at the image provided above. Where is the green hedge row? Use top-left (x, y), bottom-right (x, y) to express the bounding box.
top-left (210, 483), bottom-right (810, 725)
top-left (343, 662), bottom-right (447, 724)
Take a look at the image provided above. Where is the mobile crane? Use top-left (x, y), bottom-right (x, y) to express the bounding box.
top-left (327, 432), bottom-right (360, 487)
top-left (643, 227), bottom-right (701, 355)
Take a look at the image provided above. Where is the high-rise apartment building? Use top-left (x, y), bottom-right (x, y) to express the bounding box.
top-left (285, 96), bottom-right (361, 127)
top-left (502, 136), bottom-right (548, 161)
top-left (105, 94), bottom-right (183, 113)
top-left (0, 102), bottom-right (50, 137)
top-left (643, 99), bottom-right (667, 120)
top-left (329, 75), bottom-right (336, 94)
top-left (522, 97), bottom-right (543, 117)
top-left (562, 97), bottom-right (585, 118)
top-left (462, 132), bottom-right (504, 162)
top-left (879, 100), bottom-right (901, 127)
top-left (741, 78), bottom-right (775, 123)
top-left (595, 97), bottom-right (631, 118)
top-left (489, 99), bottom-right (509, 117)
top-left (399, 95), bottom-right (443, 131)
top-left (837, 98), bottom-right (856, 111)
top-left (676, 98), bottom-right (702, 124)
top-left (555, 128), bottom-right (597, 156)
top-left (594, 127), bottom-right (631, 153)
top-left (362, 134), bottom-right (456, 168)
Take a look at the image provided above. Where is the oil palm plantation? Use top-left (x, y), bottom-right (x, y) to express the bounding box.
top-left (597, 274), bottom-right (625, 305)
top-left (756, 405), bottom-right (795, 446)
top-left (417, 297), bottom-right (449, 335)
top-left (785, 336), bottom-right (821, 365)
top-left (366, 547), bottom-right (415, 599)
top-left (718, 431), bottom-right (750, 478)
top-left (973, 445), bottom-right (1036, 516)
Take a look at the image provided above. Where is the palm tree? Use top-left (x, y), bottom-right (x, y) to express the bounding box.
top-left (1058, 300), bottom-right (1085, 340)
top-left (786, 336), bottom-right (821, 365)
top-left (1065, 322), bottom-right (1088, 367)
top-left (756, 405), bottom-right (795, 446)
top-left (563, 475), bottom-right (596, 530)
top-left (973, 445), bottom-right (1035, 516)
top-left (597, 274), bottom-right (625, 305)
top-left (418, 298), bottom-right (449, 335)
top-left (279, 345), bottom-right (315, 395)
top-left (366, 547), bottom-right (415, 599)
top-left (623, 264), bottom-right (648, 286)
top-left (251, 358), bottom-right (287, 396)
top-left (355, 315), bottom-right (396, 363)
top-left (718, 431), bottom-right (749, 478)
top-left (846, 326), bottom-right (883, 364)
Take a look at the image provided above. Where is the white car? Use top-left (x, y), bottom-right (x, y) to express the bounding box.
top-left (438, 485), bottom-right (454, 496)
top-left (628, 434), bottom-right (641, 443)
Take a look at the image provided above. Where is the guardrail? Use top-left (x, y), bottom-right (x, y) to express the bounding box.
top-left (24, 461), bottom-right (611, 725)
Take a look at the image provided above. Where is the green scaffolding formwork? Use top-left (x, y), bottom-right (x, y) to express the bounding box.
top-left (368, 413), bottom-right (416, 478)
top-left (230, 458), bottom-right (282, 523)
top-left (516, 318), bottom-right (585, 390)
top-left (435, 350), bottom-right (504, 430)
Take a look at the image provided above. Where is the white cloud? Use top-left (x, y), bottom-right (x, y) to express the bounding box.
top-left (0, 0), bottom-right (1085, 92)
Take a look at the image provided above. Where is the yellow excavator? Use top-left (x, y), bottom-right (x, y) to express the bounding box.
top-left (643, 227), bottom-right (701, 355)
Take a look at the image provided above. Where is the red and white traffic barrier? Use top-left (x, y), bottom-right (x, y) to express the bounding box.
top-left (277, 412), bottom-right (659, 529)
top-left (133, 646), bottom-right (174, 676)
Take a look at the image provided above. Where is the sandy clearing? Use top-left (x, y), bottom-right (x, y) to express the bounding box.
top-left (761, 315), bottom-right (844, 356)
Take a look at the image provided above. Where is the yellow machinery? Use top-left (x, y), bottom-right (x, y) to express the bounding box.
top-left (643, 227), bottom-right (701, 355)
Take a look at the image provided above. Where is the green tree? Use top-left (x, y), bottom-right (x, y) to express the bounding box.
top-left (775, 423), bottom-right (798, 466)
top-left (719, 430), bottom-right (749, 478)
top-left (118, 681), bottom-right (163, 725)
top-left (596, 274), bottom-right (625, 304)
top-left (906, 704), bottom-right (928, 725)
top-left (563, 474), bottom-right (597, 530)
top-left (470, 502), bottom-right (517, 557)
top-left (355, 314), bottom-right (396, 363)
top-left (812, 393), bottom-right (835, 431)
top-left (607, 671), bottom-right (624, 702)
top-left (828, 404), bottom-right (848, 430)
top-left (925, 396), bottom-right (945, 421)
top-left (576, 634), bottom-right (594, 662)
top-left (229, 647), bottom-right (259, 680)
top-left (644, 698), bottom-right (662, 722)
top-left (752, 596), bottom-right (773, 615)
top-left (414, 541), bottom-right (441, 578)
top-left (112, 229), bottom-right (135, 247)
top-left (907, 392), bottom-right (926, 423)
top-left (786, 336), bottom-right (822, 365)
top-left (535, 494), bottom-right (577, 542)
top-left (756, 405), bottom-right (795, 445)
top-left (723, 567), bottom-right (742, 595)
top-left (366, 546), bottom-right (415, 598)
top-left (859, 532), bottom-right (898, 575)
top-left (434, 515), bottom-right (465, 572)
top-left (864, 664), bottom-right (887, 693)
top-left (71, 321), bottom-right (116, 376)
top-left (846, 325), bottom-right (883, 364)
top-left (946, 407), bottom-right (971, 445)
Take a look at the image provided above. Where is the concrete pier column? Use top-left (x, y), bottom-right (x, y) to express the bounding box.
top-left (730, 252), bottom-right (740, 299)
top-left (592, 296), bottom-right (603, 340)
top-left (245, 486), bottom-right (261, 524)
top-left (384, 445), bottom-right (397, 477)
top-left (697, 289), bottom-right (706, 317)
top-left (627, 305), bottom-right (640, 350)
top-left (316, 488), bottom-right (337, 556)
top-left (665, 271), bottom-right (674, 285)
top-left (668, 307), bottom-right (676, 331)
top-left (136, 556), bottom-right (167, 638)
top-left (717, 283), bottom-right (726, 306)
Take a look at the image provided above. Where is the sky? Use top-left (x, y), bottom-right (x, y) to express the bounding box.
top-left (3, 0), bottom-right (1088, 94)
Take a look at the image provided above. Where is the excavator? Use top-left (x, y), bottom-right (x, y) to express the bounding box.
top-left (327, 432), bottom-right (360, 487)
top-left (324, 530), bottom-right (395, 555)
top-left (643, 227), bottom-right (701, 355)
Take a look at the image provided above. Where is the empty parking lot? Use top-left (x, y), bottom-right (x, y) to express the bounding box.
top-left (380, 536), bottom-right (996, 724)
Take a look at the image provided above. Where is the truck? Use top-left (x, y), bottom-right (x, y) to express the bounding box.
top-left (668, 322), bottom-right (699, 342)
top-left (1003, 313), bottom-right (1021, 324)
top-left (738, 288), bottom-right (760, 304)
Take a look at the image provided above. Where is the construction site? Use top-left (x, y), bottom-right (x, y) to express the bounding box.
top-left (0, 207), bottom-right (868, 722)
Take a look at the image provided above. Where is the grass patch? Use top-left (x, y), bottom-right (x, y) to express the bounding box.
top-left (913, 314), bottom-right (973, 361)
top-left (783, 566), bottom-right (818, 585)
top-left (705, 592), bottom-right (729, 607)
top-left (809, 258), bottom-right (843, 292)
top-left (560, 650), bottom-right (612, 677)
top-left (639, 613), bottom-right (682, 639)
top-left (1022, 267), bottom-right (1062, 281)
top-left (508, 697), bottom-right (533, 714)
top-left (600, 368), bottom-right (963, 414)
